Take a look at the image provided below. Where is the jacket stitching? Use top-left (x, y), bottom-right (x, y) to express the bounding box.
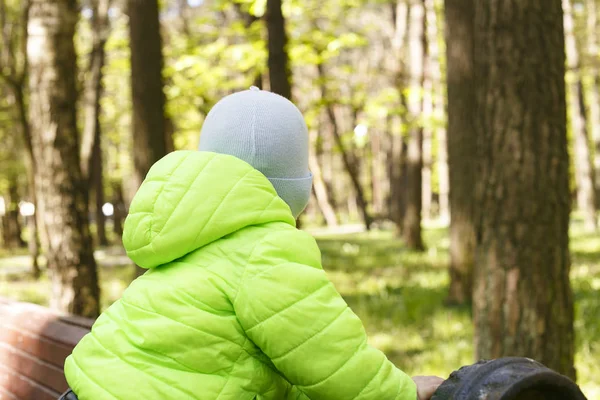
top-left (271, 306), bottom-right (348, 362)
top-left (301, 336), bottom-right (368, 389)
top-left (69, 354), bottom-right (120, 400)
top-left (118, 298), bottom-right (244, 349)
top-left (351, 357), bottom-right (386, 400)
top-left (88, 330), bottom-right (199, 399)
top-left (245, 281), bottom-right (331, 332)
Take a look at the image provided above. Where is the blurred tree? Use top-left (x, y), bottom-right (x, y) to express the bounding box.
top-left (27, 0), bottom-right (100, 317)
top-left (389, 1), bottom-right (409, 228)
top-left (127, 0), bottom-right (169, 276)
top-left (402, 0), bottom-right (426, 250)
top-left (585, 0), bottom-right (600, 204)
top-left (128, 0), bottom-right (169, 191)
top-left (564, 0), bottom-right (597, 231)
top-left (444, 0), bottom-right (475, 305)
top-left (266, 0), bottom-right (292, 99)
top-left (81, 0), bottom-right (112, 247)
top-left (0, 0), bottom-right (41, 276)
top-left (473, 0), bottom-right (575, 377)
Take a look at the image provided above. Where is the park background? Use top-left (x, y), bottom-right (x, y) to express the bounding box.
top-left (0, 0), bottom-right (598, 397)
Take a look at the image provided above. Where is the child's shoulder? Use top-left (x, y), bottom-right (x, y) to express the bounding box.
top-left (248, 224), bottom-right (322, 269)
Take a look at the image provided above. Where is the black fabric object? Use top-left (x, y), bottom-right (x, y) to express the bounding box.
top-left (58, 389), bottom-right (78, 400)
top-left (431, 357), bottom-right (587, 400)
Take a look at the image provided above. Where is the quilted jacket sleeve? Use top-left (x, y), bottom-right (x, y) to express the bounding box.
top-left (234, 261), bottom-right (417, 400)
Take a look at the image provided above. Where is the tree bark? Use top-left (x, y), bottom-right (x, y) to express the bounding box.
top-left (564, 0), bottom-right (597, 231)
top-left (81, 0), bottom-right (110, 247)
top-left (444, 0), bottom-right (476, 305)
top-left (586, 0), bottom-right (600, 204)
top-left (128, 0), bottom-right (169, 276)
top-left (402, 0), bottom-right (426, 251)
top-left (127, 0), bottom-right (168, 192)
top-left (27, 0), bottom-right (100, 318)
top-left (265, 0), bottom-right (292, 100)
top-left (473, 0), bottom-right (575, 378)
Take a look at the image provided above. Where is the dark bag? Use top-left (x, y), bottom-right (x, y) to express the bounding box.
top-left (58, 389), bottom-right (78, 400)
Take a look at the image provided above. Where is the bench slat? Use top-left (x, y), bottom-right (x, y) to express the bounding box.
top-left (0, 365), bottom-right (58, 400)
top-left (0, 303), bottom-right (90, 348)
top-left (0, 343), bottom-right (68, 394)
top-left (0, 387), bottom-right (19, 400)
top-left (0, 325), bottom-right (73, 368)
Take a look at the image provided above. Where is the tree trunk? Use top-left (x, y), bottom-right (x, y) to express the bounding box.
top-left (437, 107), bottom-right (449, 223)
top-left (586, 0), bottom-right (600, 204)
top-left (422, 96), bottom-right (433, 222)
top-left (317, 64), bottom-right (373, 230)
top-left (564, 0), bottom-right (597, 231)
top-left (92, 131), bottom-right (108, 246)
top-left (473, 0), bottom-right (575, 378)
top-left (127, 0), bottom-right (168, 192)
top-left (0, 0), bottom-right (41, 276)
top-left (444, 0), bottom-right (476, 305)
top-left (427, 0), bottom-right (448, 223)
top-left (27, 0), bottom-right (100, 318)
top-left (371, 128), bottom-right (385, 216)
top-left (112, 181), bottom-right (125, 237)
top-left (309, 129), bottom-right (338, 227)
top-left (402, 0), bottom-right (426, 251)
top-left (81, 0), bottom-right (110, 247)
top-left (128, 0), bottom-right (168, 276)
top-left (1, 176), bottom-right (25, 249)
top-left (265, 0), bottom-right (292, 100)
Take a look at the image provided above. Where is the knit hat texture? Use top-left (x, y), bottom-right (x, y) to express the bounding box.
top-left (198, 87), bottom-right (312, 218)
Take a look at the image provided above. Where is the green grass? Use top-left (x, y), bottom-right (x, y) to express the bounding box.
top-left (0, 226), bottom-right (598, 397)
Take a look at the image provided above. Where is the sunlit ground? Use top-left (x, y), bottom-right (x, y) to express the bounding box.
top-left (0, 225), bottom-right (598, 397)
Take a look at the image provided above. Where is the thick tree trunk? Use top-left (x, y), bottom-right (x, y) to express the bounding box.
top-left (27, 0), bottom-right (100, 318)
top-left (564, 0), bottom-right (597, 231)
top-left (402, 0), bottom-right (426, 251)
top-left (444, 0), bottom-right (476, 305)
top-left (265, 0), bottom-right (292, 100)
top-left (473, 0), bottom-right (575, 378)
top-left (81, 0), bottom-right (110, 247)
top-left (586, 0), bottom-right (600, 204)
top-left (127, 0), bottom-right (168, 192)
top-left (128, 0), bottom-right (168, 276)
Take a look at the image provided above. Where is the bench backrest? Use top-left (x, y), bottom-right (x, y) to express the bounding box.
top-left (0, 298), bottom-right (93, 400)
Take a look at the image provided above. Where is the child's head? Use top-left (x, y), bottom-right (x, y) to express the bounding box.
top-left (199, 87), bottom-right (313, 218)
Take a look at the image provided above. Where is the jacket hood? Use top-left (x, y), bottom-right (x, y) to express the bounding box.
top-left (123, 151), bottom-right (296, 269)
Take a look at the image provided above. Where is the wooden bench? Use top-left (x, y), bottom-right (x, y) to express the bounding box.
top-left (0, 298), bottom-right (93, 400)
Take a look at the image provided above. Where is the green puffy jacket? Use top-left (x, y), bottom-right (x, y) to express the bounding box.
top-left (64, 151), bottom-right (416, 400)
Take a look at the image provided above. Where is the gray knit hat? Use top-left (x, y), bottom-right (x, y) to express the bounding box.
top-left (198, 87), bottom-right (313, 218)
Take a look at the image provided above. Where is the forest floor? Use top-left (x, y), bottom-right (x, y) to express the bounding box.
top-left (0, 225), bottom-right (598, 397)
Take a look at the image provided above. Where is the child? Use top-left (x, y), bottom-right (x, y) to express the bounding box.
top-left (64, 87), bottom-right (443, 400)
